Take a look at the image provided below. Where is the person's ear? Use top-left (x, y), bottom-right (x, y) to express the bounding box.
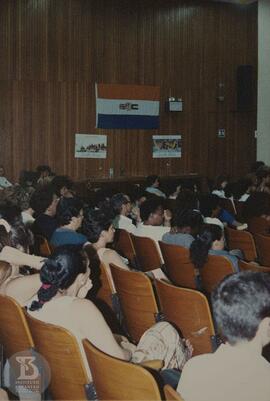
top-left (257, 317), bottom-right (270, 347)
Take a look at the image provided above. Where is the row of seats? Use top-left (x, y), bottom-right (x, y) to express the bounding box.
top-left (0, 293), bottom-right (183, 401)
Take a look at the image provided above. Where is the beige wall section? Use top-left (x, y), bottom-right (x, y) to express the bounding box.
top-left (257, 0), bottom-right (270, 164)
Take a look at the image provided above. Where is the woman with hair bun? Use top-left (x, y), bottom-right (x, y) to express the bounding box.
top-left (28, 246), bottom-right (192, 384)
top-left (190, 224), bottom-right (240, 272)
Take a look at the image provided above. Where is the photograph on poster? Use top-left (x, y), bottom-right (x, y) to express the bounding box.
top-left (75, 134), bottom-right (107, 158)
top-left (152, 135), bottom-right (182, 158)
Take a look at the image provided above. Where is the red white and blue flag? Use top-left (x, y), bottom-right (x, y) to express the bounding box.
top-left (96, 83), bottom-right (160, 129)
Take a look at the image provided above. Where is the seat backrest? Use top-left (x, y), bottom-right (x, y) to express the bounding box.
top-left (248, 217), bottom-right (270, 235)
top-left (110, 263), bottom-right (160, 343)
top-left (155, 279), bottom-right (215, 356)
top-left (0, 294), bottom-right (34, 359)
top-left (164, 384), bottom-right (185, 401)
top-left (239, 259), bottom-right (270, 273)
top-left (254, 234), bottom-right (270, 266)
top-left (200, 255), bottom-right (235, 294)
top-left (25, 313), bottom-right (90, 400)
top-left (131, 235), bottom-right (162, 272)
top-left (225, 227), bottom-right (257, 262)
top-left (83, 339), bottom-right (162, 401)
top-left (96, 262), bottom-right (115, 310)
top-left (34, 235), bottom-right (53, 257)
top-left (159, 241), bottom-right (197, 289)
top-left (114, 229), bottom-right (137, 266)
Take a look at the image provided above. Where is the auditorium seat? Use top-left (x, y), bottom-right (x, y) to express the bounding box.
top-left (131, 234), bottom-right (163, 272)
top-left (225, 226), bottom-right (257, 262)
top-left (200, 255), bottom-right (235, 294)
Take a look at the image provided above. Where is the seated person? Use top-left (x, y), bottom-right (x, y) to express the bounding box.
top-left (134, 197), bottom-right (171, 250)
top-left (36, 165), bottom-right (54, 187)
top-left (111, 193), bottom-right (136, 234)
top-left (0, 165), bottom-right (12, 189)
top-left (0, 184), bottom-right (35, 226)
top-left (189, 224), bottom-right (240, 272)
top-left (51, 175), bottom-right (75, 199)
top-left (162, 209), bottom-right (203, 248)
top-left (145, 175), bottom-right (166, 198)
top-left (177, 271), bottom-right (270, 401)
top-left (256, 165), bottom-right (270, 194)
top-left (211, 174), bottom-right (229, 198)
top-left (28, 246), bottom-right (192, 382)
top-left (50, 197), bottom-right (87, 247)
top-left (30, 185), bottom-right (59, 240)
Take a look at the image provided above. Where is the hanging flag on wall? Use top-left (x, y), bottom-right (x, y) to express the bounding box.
top-left (96, 83), bottom-right (160, 129)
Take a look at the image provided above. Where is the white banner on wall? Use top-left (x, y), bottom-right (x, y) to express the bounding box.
top-left (75, 134), bottom-right (107, 158)
top-left (152, 135), bottom-right (182, 158)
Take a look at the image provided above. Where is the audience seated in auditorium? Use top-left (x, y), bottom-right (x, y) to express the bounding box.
top-left (177, 271), bottom-right (270, 401)
top-left (235, 175), bottom-right (256, 202)
top-left (28, 246), bottom-right (192, 382)
top-left (243, 191), bottom-right (270, 223)
top-left (0, 185), bottom-right (35, 227)
top-left (31, 186), bottom-right (59, 240)
top-left (162, 209), bottom-right (203, 248)
top-left (36, 165), bottom-right (54, 187)
top-left (145, 175), bottom-right (166, 198)
top-left (176, 188), bottom-right (200, 211)
top-left (190, 224), bottom-right (240, 272)
top-left (50, 197), bottom-right (87, 247)
top-left (111, 193), bottom-right (136, 234)
top-left (51, 175), bottom-right (75, 199)
top-left (211, 175), bottom-right (229, 199)
top-left (19, 170), bottom-right (37, 196)
top-left (0, 166), bottom-right (12, 189)
top-left (129, 188), bottom-right (148, 223)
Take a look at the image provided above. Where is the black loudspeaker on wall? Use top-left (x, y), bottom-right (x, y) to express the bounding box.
top-left (236, 65), bottom-right (253, 111)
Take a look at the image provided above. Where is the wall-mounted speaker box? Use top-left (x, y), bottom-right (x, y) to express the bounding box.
top-left (236, 65), bottom-right (253, 112)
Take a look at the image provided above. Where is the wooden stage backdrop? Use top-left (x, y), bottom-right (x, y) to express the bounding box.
top-left (0, 0), bottom-right (257, 182)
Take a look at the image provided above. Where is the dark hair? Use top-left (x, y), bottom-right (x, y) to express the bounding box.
top-left (110, 193), bottom-right (129, 215)
top-left (139, 197), bottom-right (164, 222)
top-left (51, 175), bottom-right (74, 197)
top-left (29, 186), bottom-right (56, 215)
top-left (190, 224), bottom-right (223, 269)
top-left (171, 209), bottom-right (203, 230)
top-left (146, 175), bottom-right (159, 187)
top-left (250, 161), bottom-right (265, 173)
top-left (243, 192), bottom-right (270, 219)
top-left (0, 185), bottom-right (30, 211)
top-left (213, 175), bottom-right (229, 190)
top-left (256, 166), bottom-right (270, 186)
top-left (233, 177), bottom-right (254, 200)
top-left (212, 271), bottom-right (270, 344)
top-left (29, 246), bottom-right (87, 311)
top-left (56, 197), bottom-right (83, 226)
top-left (36, 165), bottom-right (52, 175)
top-left (199, 194), bottom-right (221, 217)
top-left (82, 208), bottom-right (113, 243)
top-left (0, 204), bottom-right (33, 251)
top-left (176, 189), bottom-right (199, 211)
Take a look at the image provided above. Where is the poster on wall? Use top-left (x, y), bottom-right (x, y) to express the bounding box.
top-left (152, 135), bottom-right (182, 158)
top-left (75, 134), bottom-right (107, 158)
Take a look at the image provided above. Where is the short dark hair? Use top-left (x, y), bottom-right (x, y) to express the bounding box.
top-left (82, 208), bottom-right (113, 243)
top-left (56, 197), bottom-right (83, 226)
top-left (51, 175), bottom-right (74, 197)
top-left (29, 186), bottom-right (56, 215)
top-left (172, 209), bottom-right (203, 230)
top-left (199, 194), bottom-right (221, 217)
top-left (140, 197), bottom-right (164, 222)
top-left (110, 193), bottom-right (129, 215)
top-left (212, 271), bottom-right (270, 344)
top-left (146, 175), bottom-right (159, 187)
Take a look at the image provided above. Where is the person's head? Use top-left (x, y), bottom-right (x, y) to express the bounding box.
top-left (19, 170), bottom-right (38, 188)
top-left (56, 198), bottom-right (84, 230)
top-left (256, 165), bottom-right (270, 186)
top-left (30, 186), bottom-right (59, 217)
top-left (132, 188), bottom-right (149, 206)
top-left (146, 175), bottom-right (160, 188)
top-left (51, 175), bottom-right (74, 198)
top-left (0, 204), bottom-right (33, 252)
top-left (0, 165), bottom-right (5, 177)
top-left (29, 246), bottom-right (91, 311)
top-left (243, 192), bottom-right (270, 219)
top-left (234, 176), bottom-right (255, 199)
top-left (171, 209), bottom-right (203, 236)
top-left (212, 271), bottom-right (270, 347)
top-left (36, 165), bottom-right (52, 179)
top-left (82, 208), bottom-right (115, 245)
top-left (214, 175), bottom-right (229, 190)
top-left (176, 189), bottom-right (199, 210)
top-left (190, 224), bottom-right (224, 269)
top-left (199, 194), bottom-right (221, 218)
top-left (0, 185), bottom-right (30, 211)
top-left (140, 197), bottom-right (165, 225)
top-left (110, 193), bottom-right (131, 217)
top-left (250, 161), bottom-right (265, 173)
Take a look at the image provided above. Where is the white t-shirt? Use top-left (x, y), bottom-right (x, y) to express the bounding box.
top-left (116, 215), bottom-right (136, 234)
top-left (0, 177), bottom-right (12, 188)
top-left (134, 223), bottom-right (170, 261)
top-left (177, 343), bottom-right (270, 401)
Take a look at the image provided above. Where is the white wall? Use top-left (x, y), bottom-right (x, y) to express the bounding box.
top-left (257, 0), bottom-right (270, 163)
